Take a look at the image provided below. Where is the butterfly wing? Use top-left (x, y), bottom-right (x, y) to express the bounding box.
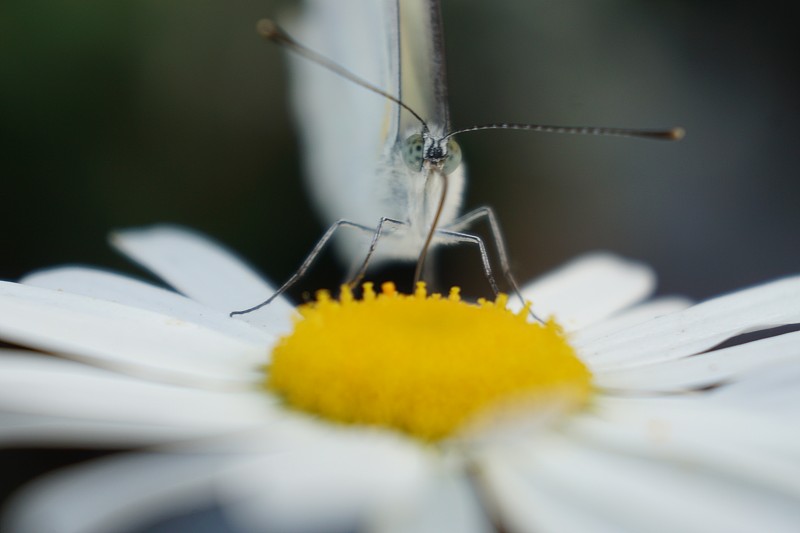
top-left (286, 0), bottom-right (397, 259)
top-left (396, 0), bottom-right (450, 138)
top-left (286, 0), bottom-right (465, 263)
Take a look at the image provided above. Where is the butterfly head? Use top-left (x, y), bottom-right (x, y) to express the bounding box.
top-left (402, 129), bottom-right (462, 175)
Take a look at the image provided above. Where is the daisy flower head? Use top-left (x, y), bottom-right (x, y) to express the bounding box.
top-left (1, 225), bottom-right (800, 533)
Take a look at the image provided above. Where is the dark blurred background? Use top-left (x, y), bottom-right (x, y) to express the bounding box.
top-left (1, 0), bottom-right (799, 529)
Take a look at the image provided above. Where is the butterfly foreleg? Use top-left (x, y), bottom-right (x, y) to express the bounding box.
top-left (346, 217), bottom-right (407, 288)
top-left (230, 219), bottom-right (386, 317)
top-left (442, 207), bottom-right (544, 323)
top-left (434, 228), bottom-right (501, 296)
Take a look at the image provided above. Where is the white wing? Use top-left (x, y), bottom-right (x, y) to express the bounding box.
top-left (287, 0), bottom-right (466, 263)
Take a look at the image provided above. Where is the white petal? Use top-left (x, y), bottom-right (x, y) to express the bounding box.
top-left (111, 225), bottom-right (294, 333)
top-left (0, 412), bottom-right (223, 448)
top-left (4, 423), bottom-right (432, 533)
top-left (579, 396), bottom-right (800, 488)
top-left (571, 296), bottom-right (691, 347)
top-left (0, 281), bottom-right (267, 387)
top-left (216, 427), bottom-right (434, 533)
top-left (583, 275), bottom-right (800, 371)
top-left (0, 351), bottom-right (277, 442)
top-left (368, 468), bottom-right (494, 533)
top-left (593, 330), bottom-right (800, 391)
top-left (480, 454), bottom-right (637, 533)
top-left (518, 253), bottom-right (655, 331)
top-left (4, 451), bottom-right (247, 533)
top-left (23, 266), bottom-right (274, 345)
top-left (3, 417), bottom-right (352, 533)
top-left (504, 430), bottom-right (800, 533)
top-left (703, 361), bottom-right (800, 417)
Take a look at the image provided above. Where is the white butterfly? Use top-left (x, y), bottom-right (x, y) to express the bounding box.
top-left (287, 0), bottom-right (471, 271)
top-left (232, 0), bottom-right (681, 316)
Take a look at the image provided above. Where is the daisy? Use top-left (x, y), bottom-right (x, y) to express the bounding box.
top-left (1, 224), bottom-right (799, 533)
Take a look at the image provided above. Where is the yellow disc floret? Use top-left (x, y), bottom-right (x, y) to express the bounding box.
top-left (268, 282), bottom-right (591, 441)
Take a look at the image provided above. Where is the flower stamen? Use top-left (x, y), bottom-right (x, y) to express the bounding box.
top-left (267, 282), bottom-right (592, 441)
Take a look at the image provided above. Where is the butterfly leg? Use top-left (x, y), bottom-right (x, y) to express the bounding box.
top-left (443, 207), bottom-right (544, 323)
top-left (435, 229), bottom-right (501, 295)
top-left (230, 219), bottom-right (385, 317)
top-left (346, 217), bottom-right (407, 288)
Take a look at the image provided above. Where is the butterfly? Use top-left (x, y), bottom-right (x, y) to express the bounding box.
top-left (280, 0), bottom-right (475, 280)
top-left (232, 0), bottom-right (681, 318)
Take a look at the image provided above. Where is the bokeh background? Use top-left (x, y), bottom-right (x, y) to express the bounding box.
top-left (1, 0), bottom-right (799, 530)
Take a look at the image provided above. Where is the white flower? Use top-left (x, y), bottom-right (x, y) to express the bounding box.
top-left (1, 225), bottom-right (799, 533)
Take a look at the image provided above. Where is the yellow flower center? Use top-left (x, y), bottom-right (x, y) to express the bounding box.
top-left (267, 282), bottom-right (592, 441)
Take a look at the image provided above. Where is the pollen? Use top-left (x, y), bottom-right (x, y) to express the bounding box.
top-left (267, 282), bottom-right (592, 441)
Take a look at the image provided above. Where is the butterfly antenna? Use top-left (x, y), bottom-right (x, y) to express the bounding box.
top-left (446, 123), bottom-right (685, 141)
top-left (257, 18), bottom-right (428, 130)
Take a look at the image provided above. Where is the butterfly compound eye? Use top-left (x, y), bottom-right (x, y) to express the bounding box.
top-left (442, 138), bottom-right (462, 174)
top-left (402, 133), bottom-right (425, 171)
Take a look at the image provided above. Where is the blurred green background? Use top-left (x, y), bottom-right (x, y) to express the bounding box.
top-left (2, 0), bottom-right (799, 302)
